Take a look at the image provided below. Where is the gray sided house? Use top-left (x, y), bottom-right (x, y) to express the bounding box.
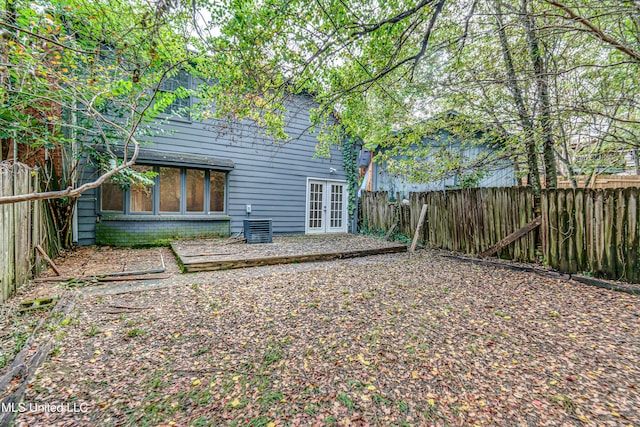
top-left (369, 128), bottom-right (516, 198)
top-left (76, 81), bottom-right (349, 246)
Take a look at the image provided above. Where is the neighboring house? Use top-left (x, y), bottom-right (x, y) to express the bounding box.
top-left (75, 73), bottom-right (350, 246)
top-left (363, 121), bottom-right (516, 199)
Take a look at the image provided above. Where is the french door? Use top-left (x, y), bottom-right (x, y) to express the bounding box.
top-left (306, 179), bottom-right (348, 234)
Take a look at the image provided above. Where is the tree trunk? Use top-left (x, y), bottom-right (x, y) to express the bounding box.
top-left (493, 0), bottom-right (541, 195)
top-left (522, 0), bottom-right (558, 188)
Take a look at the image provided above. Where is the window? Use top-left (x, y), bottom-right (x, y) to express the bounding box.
top-left (187, 169), bottom-right (205, 212)
top-left (158, 70), bottom-right (191, 118)
top-left (160, 167), bottom-right (181, 212)
top-left (101, 181), bottom-right (124, 212)
top-left (100, 165), bottom-right (226, 215)
top-left (130, 165), bottom-right (153, 213)
top-left (210, 171), bottom-right (225, 212)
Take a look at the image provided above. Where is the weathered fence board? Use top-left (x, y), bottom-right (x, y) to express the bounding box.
top-left (0, 163), bottom-right (49, 303)
top-left (1, 168), bottom-right (14, 303)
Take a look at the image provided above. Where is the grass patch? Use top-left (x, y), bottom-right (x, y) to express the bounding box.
top-left (126, 328), bottom-right (148, 338)
top-left (337, 392), bottom-right (356, 410)
top-left (262, 341), bottom-right (283, 366)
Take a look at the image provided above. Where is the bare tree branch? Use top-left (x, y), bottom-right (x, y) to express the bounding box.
top-left (544, 0), bottom-right (640, 63)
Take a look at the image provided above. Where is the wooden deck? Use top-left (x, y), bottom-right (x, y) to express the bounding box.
top-left (171, 234), bottom-right (407, 272)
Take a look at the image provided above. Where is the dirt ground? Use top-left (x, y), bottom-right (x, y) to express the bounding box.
top-left (6, 247), bottom-right (639, 426)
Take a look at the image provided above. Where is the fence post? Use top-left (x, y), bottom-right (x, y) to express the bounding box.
top-left (410, 204), bottom-right (428, 253)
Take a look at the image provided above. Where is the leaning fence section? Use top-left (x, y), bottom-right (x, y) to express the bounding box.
top-left (0, 162), bottom-right (49, 303)
top-left (361, 187), bottom-right (640, 283)
top-left (361, 188), bottom-right (537, 262)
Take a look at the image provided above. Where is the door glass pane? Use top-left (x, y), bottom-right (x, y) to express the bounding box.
top-left (309, 182), bottom-right (323, 229)
top-left (186, 169), bottom-right (205, 212)
top-left (160, 167), bottom-right (181, 212)
top-left (210, 171), bottom-right (225, 212)
top-left (331, 184), bottom-right (343, 228)
top-left (101, 181), bottom-right (123, 212)
top-left (130, 165), bottom-right (153, 213)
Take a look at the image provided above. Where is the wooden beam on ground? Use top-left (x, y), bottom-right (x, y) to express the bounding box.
top-left (33, 273), bottom-right (169, 283)
top-left (35, 244), bottom-right (60, 276)
top-left (410, 204), bottom-right (428, 253)
top-left (479, 216), bottom-right (541, 258)
top-left (181, 245), bottom-right (407, 273)
top-left (384, 223), bottom-right (397, 241)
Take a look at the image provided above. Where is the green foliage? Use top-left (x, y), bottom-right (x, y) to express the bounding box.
top-left (342, 136), bottom-right (358, 215)
top-left (3, 0), bottom-right (639, 218)
top-left (194, 0), bottom-right (639, 187)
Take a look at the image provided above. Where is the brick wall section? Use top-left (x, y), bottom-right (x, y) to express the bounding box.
top-left (2, 142), bottom-right (65, 181)
top-left (95, 216), bottom-right (231, 246)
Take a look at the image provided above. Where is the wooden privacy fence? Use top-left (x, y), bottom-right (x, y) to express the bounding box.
top-left (541, 188), bottom-right (640, 283)
top-left (361, 188), bottom-right (537, 262)
top-left (361, 187), bottom-right (640, 283)
top-left (0, 162), bottom-right (48, 303)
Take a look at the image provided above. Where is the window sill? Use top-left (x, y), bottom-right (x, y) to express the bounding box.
top-left (99, 214), bottom-right (231, 221)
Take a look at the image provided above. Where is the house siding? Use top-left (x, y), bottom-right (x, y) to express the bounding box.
top-left (373, 161), bottom-right (516, 197)
top-left (76, 94), bottom-right (347, 246)
top-left (372, 143), bottom-right (516, 198)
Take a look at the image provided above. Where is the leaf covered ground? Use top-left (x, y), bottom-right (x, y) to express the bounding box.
top-left (14, 250), bottom-right (640, 426)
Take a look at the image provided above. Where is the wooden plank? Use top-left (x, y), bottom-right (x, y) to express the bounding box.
top-left (479, 216), bottom-right (541, 258)
top-left (604, 190), bottom-right (616, 277)
top-left (410, 204), bottom-right (428, 253)
top-left (574, 190), bottom-right (585, 271)
top-left (429, 192), bottom-right (437, 246)
top-left (471, 189), bottom-right (479, 254)
top-left (454, 190), bottom-right (461, 251)
top-left (541, 191), bottom-right (550, 265)
top-left (433, 192), bottom-right (442, 247)
top-left (615, 188), bottom-right (625, 280)
top-left (501, 189), bottom-right (511, 259)
top-left (585, 191), bottom-right (595, 273)
top-left (558, 190), bottom-right (569, 272)
top-left (511, 188), bottom-right (521, 261)
top-left (2, 168), bottom-right (14, 303)
top-left (565, 190), bottom-right (576, 273)
top-left (182, 245), bottom-right (408, 272)
top-left (514, 189), bottom-right (524, 260)
top-left (473, 188), bottom-right (482, 254)
top-left (441, 191), bottom-right (447, 249)
top-left (463, 190), bottom-right (471, 254)
top-left (420, 193), bottom-right (428, 242)
top-left (34, 273), bottom-right (170, 283)
top-left (549, 190), bottom-right (559, 269)
top-left (526, 188), bottom-right (535, 262)
top-left (626, 189), bottom-right (638, 283)
top-left (35, 245), bottom-right (61, 276)
top-left (492, 188), bottom-right (502, 257)
top-left (0, 169), bottom-right (6, 303)
top-left (384, 222), bottom-right (397, 241)
top-left (487, 188), bottom-right (496, 255)
top-left (481, 187), bottom-right (488, 254)
top-left (594, 190), bottom-right (604, 275)
top-left (15, 169), bottom-right (31, 289)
